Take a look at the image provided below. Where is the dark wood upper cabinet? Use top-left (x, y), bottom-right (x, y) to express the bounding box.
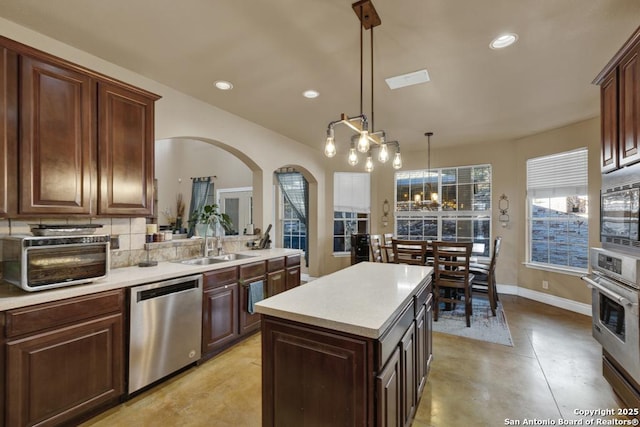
top-left (600, 71), bottom-right (619, 172)
top-left (19, 55), bottom-right (95, 215)
top-left (619, 44), bottom-right (640, 168)
top-left (0, 35), bottom-right (160, 217)
top-left (98, 82), bottom-right (155, 216)
top-left (595, 26), bottom-right (640, 173)
top-left (0, 47), bottom-right (17, 217)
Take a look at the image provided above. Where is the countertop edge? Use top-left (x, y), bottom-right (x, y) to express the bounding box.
top-left (0, 248), bottom-right (302, 311)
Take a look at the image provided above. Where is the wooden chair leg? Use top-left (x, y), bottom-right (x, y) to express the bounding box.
top-left (433, 288), bottom-right (439, 321)
top-left (465, 290), bottom-right (472, 327)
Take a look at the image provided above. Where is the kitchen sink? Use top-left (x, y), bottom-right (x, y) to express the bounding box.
top-left (211, 253), bottom-right (256, 261)
top-left (179, 253), bottom-right (256, 265)
top-left (180, 257), bottom-right (227, 265)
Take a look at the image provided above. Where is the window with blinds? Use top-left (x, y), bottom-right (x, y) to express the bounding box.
top-left (526, 148), bottom-right (588, 271)
top-left (333, 172), bottom-right (370, 254)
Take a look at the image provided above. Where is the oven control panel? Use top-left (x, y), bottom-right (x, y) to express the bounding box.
top-left (597, 253), bottom-right (623, 275)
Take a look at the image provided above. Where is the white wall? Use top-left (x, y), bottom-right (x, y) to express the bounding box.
top-left (155, 138), bottom-right (252, 227)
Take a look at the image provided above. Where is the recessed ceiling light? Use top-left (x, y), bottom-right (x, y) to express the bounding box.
top-left (214, 80), bottom-right (233, 90)
top-left (303, 89), bottom-right (319, 99)
top-left (385, 69), bottom-right (430, 90)
top-left (490, 33), bottom-right (518, 49)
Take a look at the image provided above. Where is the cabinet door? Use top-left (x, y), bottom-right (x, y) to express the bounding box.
top-left (0, 47), bottom-right (17, 216)
top-left (415, 304), bottom-right (427, 398)
top-left (98, 82), bottom-right (155, 216)
top-left (619, 45), bottom-right (640, 168)
top-left (286, 266), bottom-right (301, 291)
top-left (19, 55), bottom-right (94, 215)
top-left (601, 70), bottom-right (619, 172)
top-left (376, 347), bottom-right (401, 427)
top-left (400, 323), bottom-right (416, 427)
top-left (202, 283), bottom-right (239, 356)
top-left (6, 313), bottom-right (124, 427)
top-left (425, 294), bottom-right (433, 374)
top-left (267, 270), bottom-right (286, 297)
top-left (239, 278), bottom-right (263, 335)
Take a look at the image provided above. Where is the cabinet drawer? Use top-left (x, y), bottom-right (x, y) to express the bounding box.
top-left (204, 266), bottom-right (238, 289)
top-left (5, 289), bottom-right (124, 338)
top-left (240, 261), bottom-right (266, 280)
top-left (286, 254), bottom-right (301, 267)
top-left (376, 300), bottom-right (415, 371)
top-left (267, 257), bottom-right (285, 272)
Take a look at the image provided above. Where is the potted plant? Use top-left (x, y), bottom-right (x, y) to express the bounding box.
top-left (199, 204), bottom-right (233, 237)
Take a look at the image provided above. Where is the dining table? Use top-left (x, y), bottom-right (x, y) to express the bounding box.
top-left (380, 239), bottom-right (488, 266)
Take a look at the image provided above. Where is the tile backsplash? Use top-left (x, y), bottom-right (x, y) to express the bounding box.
top-left (0, 218), bottom-right (260, 274)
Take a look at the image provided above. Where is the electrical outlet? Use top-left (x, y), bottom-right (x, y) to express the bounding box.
top-left (110, 235), bottom-right (120, 250)
top-left (542, 280), bottom-right (549, 290)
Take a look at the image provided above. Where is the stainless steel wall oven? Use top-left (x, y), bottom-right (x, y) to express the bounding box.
top-left (582, 247), bottom-right (640, 406)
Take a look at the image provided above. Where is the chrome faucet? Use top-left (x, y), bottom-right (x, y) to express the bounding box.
top-left (203, 235), bottom-right (223, 257)
top-left (203, 234), bottom-right (214, 257)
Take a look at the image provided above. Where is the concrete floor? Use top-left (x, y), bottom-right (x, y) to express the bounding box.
top-left (82, 295), bottom-right (629, 426)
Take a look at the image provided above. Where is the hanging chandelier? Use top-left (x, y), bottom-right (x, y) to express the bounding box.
top-left (324, 0), bottom-right (402, 172)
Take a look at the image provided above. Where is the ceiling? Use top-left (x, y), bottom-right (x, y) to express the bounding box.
top-left (1, 0), bottom-right (639, 153)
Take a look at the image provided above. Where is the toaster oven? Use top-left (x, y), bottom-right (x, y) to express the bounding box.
top-left (2, 235), bottom-right (110, 292)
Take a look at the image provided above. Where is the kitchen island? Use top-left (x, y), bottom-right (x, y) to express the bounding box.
top-left (255, 261), bottom-right (433, 427)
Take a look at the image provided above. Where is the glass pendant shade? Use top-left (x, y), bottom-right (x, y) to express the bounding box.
top-left (324, 136), bottom-right (336, 157)
top-left (357, 131), bottom-right (369, 153)
top-left (365, 154), bottom-right (374, 172)
top-left (392, 151), bottom-right (402, 169)
top-left (348, 146), bottom-right (358, 165)
top-left (378, 143), bottom-right (389, 162)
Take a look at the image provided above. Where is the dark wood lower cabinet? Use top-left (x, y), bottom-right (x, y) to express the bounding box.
top-left (6, 313), bottom-right (123, 427)
top-left (239, 261), bottom-right (266, 335)
top-left (261, 277), bottom-right (432, 427)
top-left (262, 318), bottom-right (371, 426)
top-left (266, 270), bottom-right (286, 297)
top-left (202, 283), bottom-right (239, 356)
top-left (376, 347), bottom-right (401, 427)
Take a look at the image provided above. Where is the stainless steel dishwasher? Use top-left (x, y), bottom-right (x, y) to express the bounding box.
top-left (128, 274), bottom-right (203, 394)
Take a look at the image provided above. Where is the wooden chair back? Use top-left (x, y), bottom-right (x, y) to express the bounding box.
top-left (369, 234), bottom-right (384, 263)
top-left (469, 237), bottom-right (502, 315)
top-left (391, 239), bottom-right (429, 265)
top-left (383, 233), bottom-right (394, 262)
top-left (432, 240), bottom-right (474, 327)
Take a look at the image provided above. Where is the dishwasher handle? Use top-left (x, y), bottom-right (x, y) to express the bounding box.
top-left (134, 275), bottom-right (202, 303)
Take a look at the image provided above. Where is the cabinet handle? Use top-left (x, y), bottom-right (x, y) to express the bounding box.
top-left (273, 274), bottom-right (282, 280)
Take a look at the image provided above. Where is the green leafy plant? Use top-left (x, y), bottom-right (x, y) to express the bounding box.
top-left (199, 204), bottom-right (233, 235)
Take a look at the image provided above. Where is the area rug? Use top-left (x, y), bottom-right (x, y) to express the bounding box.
top-left (432, 296), bottom-right (514, 346)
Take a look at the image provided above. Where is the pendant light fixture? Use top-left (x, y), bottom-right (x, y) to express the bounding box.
top-left (324, 0), bottom-right (402, 172)
top-left (425, 132), bottom-right (439, 208)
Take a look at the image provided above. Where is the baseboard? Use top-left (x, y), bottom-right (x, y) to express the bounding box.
top-left (497, 284), bottom-right (592, 317)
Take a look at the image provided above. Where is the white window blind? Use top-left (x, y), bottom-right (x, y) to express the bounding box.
top-left (334, 172), bottom-right (370, 213)
top-left (527, 148), bottom-right (588, 198)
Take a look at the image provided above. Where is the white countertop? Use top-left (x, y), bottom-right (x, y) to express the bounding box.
top-left (254, 262), bottom-right (433, 339)
top-left (0, 248), bottom-right (301, 311)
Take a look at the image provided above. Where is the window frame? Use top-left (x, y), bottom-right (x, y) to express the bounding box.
top-left (332, 172), bottom-right (371, 256)
top-left (394, 164), bottom-right (492, 257)
top-left (525, 148), bottom-right (589, 275)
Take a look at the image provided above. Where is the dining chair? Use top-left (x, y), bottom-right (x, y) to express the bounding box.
top-left (469, 236), bottom-right (502, 316)
top-left (383, 233), bottom-right (394, 263)
top-left (391, 238), bottom-right (430, 265)
top-left (432, 241), bottom-right (474, 327)
top-left (369, 234), bottom-right (384, 263)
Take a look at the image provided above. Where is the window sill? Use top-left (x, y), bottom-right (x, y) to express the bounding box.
top-left (522, 262), bottom-right (587, 277)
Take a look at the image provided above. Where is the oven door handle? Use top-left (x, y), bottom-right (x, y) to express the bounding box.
top-left (582, 276), bottom-right (633, 307)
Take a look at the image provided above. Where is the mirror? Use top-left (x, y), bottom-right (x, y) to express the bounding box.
top-left (155, 138), bottom-right (253, 234)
